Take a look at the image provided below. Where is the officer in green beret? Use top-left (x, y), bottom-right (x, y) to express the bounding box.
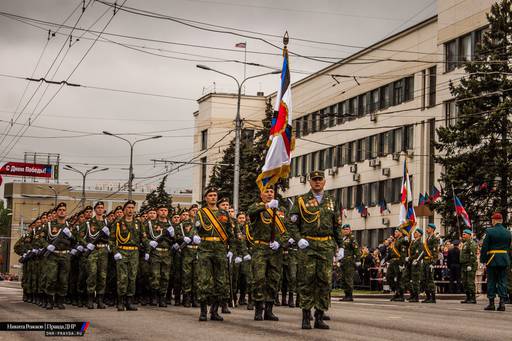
top-left (420, 223), bottom-right (440, 303)
top-left (384, 227), bottom-right (408, 302)
top-left (460, 229), bottom-right (477, 304)
top-left (339, 224), bottom-right (360, 302)
top-left (406, 228), bottom-right (423, 302)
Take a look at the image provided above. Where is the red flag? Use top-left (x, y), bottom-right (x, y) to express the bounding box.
top-left (235, 42), bottom-right (246, 48)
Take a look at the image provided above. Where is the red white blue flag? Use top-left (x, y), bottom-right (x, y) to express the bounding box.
top-left (454, 195), bottom-right (472, 227)
top-left (256, 44), bottom-right (294, 191)
top-left (399, 159), bottom-right (416, 234)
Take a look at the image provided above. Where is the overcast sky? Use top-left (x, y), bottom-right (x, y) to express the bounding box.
top-left (0, 0), bottom-right (436, 194)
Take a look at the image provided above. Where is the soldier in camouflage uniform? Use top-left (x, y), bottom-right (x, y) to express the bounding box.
top-left (109, 200), bottom-right (141, 311)
top-left (177, 207), bottom-right (199, 308)
top-left (385, 228), bottom-right (408, 302)
top-left (339, 224), bottom-right (360, 302)
top-left (77, 207), bottom-right (93, 307)
top-left (80, 201), bottom-right (110, 309)
top-left (14, 223), bottom-right (34, 302)
top-left (420, 223), bottom-right (440, 303)
top-left (235, 212), bottom-right (254, 310)
top-left (460, 229), bottom-right (477, 304)
top-left (166, 211), bottom-right (181, 305)
top-left (137, 208), bottom-right (156, 305)
top-left (143, 204), bottom-right (175, 307)
top-left (39, 202), bottom-right (75, 310)
top-left (193, 187), bottom-right (237, 322)
top-left (288, 170), bottom-right (343, 330)
top-left (406, 228), bottom-right (423, 302)
top-left (247, 188), bottom-right (288, 321)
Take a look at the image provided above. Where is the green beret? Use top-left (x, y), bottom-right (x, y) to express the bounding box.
top-left (217, 197), bottom-right (229, 206)
top-left (123, 200), bottom-right (136, 209)
top-left (415, 228), bottom-right (423, 235)
top-left (342, 224), bottom-right (351, 229)
top-left (309, 170), bottom-right (325, 180)
top-left (427, 223), bottom-right (436, 230)
top-left (94, 201), bottom-right (104, 209)
top-left (463, 229), bottom-right (472, 235)
top-left (156, 203), bottom-right (168, 210)
top-left (56, 202), bottom-right (66, 209)
top-left (147, 207), bottom-right (157, 213)
top-left (204, 187), bottom-right (218, 197)
top-left (84, 205), bottom-right (93, 211)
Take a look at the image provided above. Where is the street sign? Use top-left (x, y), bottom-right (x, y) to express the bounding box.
top-left (0, 162), bottom-right (53, 178)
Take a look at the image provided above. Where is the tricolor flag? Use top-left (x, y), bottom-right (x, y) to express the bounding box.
top-left (454, 195), bottom-right (472, 227)
top-left (256, 44), bottom-right (294, 191)
top-left (235, 42), bottom-right (246, 48)
top-left (430, 186), bottom-right (441, 201)
top-left (399, 160), bottom-right (416, 234)
top-left (418, 193), bottom-right (425, 206)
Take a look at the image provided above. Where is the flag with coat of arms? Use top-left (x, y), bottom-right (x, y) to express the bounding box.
top-left (399, 159), bottom-right (416, 234)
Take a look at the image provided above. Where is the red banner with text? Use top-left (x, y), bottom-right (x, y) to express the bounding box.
top-left (0, 162), bottom-right (53, 178)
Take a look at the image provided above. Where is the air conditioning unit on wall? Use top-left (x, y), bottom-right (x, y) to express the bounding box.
top-left (369, 159), bottom-right (381, 167)
top-left (353, 173), bottom-right (361, 182)
top-left (299, 175), bottom-right (307, 184)
top-left (382, 168), bottom-right (391, 176)
top-left (349, 164), bottom-right (357, 173)
top-left (328, 167), bottom-right (338, 176)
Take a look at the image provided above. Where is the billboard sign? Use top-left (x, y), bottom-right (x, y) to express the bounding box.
top-left (0, 162), bottom-right (53, 178)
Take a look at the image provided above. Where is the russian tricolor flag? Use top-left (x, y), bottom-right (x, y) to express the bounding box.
top-left (399, 160), bottom-right (416, 234)
top-left (454, 195), bottom-right (472, 227)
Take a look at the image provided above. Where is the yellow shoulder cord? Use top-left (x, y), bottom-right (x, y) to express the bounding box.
top-left (298, 197), bottom-right (320, 224)
top-left (197, 210), bottom-right (213, 232)
top-left (390, 242), bottom-right (400, 258)
top-left (245, 224), bottom-right (255, 246)
top-left (423, 238), bottom-right (432, 258)
top-left (116, 222), bottom-right (131, 245)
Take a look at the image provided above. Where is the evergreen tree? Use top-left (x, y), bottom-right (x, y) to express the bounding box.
top-left (434, 0), bottom-right (512, 237)
top-left (142, 175), bottom-right (174, 214)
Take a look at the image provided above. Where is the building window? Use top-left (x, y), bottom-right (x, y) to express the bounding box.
top-left (290, 158), bottom-right (296, 177)
top-left (311, 112), bottom-right (318, 133)
top-left (349, 141), bottom-right (357, 164)
top-left (355, 184), bottom-right (363, 206)
top-left (393, 79), bottom-right (404, 105)
top-left (383, 130), bottom-right (394, 155)
top-left (445, 100), bottom-right (459, 127)
top-left (405, 76), bottom-right (414, 101)
top-left (302, 114), bottom-right (309, 136)
top-left (391, 178), bottom-right (402, 203)
top-left (329, 105), bottom-right (337, 127)
top-left (312, 151), bottom-right (319, 171)
top-left (346, 186), bottom-right (354, 209)
top-left (369, 182), bottom-right (379, 207)
top-left (337, 145), bottom-right (344, 167)
top-left (319, 109), bottom-right (326, 131)
top-left (405, 125), bottom-right (414, 150)
top-left (318, 149), bottom-right (325, 170)
top-left (380, 84), bottom-right (391, 109)
top-left (427, 66), bottom-right (436, 108)
top-left (294, 118), bottom-right (302, 138)
top-left (369, 135), bottom-right (378, 159)
top-left (200, 157), bottom-right (207, 193)
top-left (301, 154), bottom-right (307, 175)
top-left (201, 129), bottom-right (208, 150)
top-left (358, 94), bottom-right (368, 117)
top-left (325, 147), bottom-right (334, 169)
top-left (459, 34), bottom-right (472, 63)
top-left (349, 97), bottom-right (358, 118)
top-left (394, 128), bottom-right (403, 152)
top-left (356, 139), bottom-right (364, 162)
top-left (370, 89), bottom-right (379, 113)
top-left (337, 102), bottom-right (345, 125)
top-left (445, 39), bottom-right (457, 72)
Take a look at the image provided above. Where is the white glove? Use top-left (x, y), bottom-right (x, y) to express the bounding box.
top-left (412, 260), bottom-right (418, 266)
top-left (429, 264), bottom-right (434, 271)
top-left (167, 226), bottom-right (175, 237)
top-left (102, 226), bottom-right (110, 235)
top-left (355, 262), bottom-right (361, 267)
top-left (399, 265), bottom-right (405, 272)
top-left (288, 238), bottom-right (295, 245)
top-left (243, 254), bottom-right (252, 261)
top-left (31, 248), bottom-right (37, 254)
top-left (107, 245), bottom-right (111, 253)
top-left (77, 245), bottom-right (84, 252)
top-left (86, 243), bottom-right (95, 251)
top-left (183, 236), bottom-right (192, 244)
top-left (47, 244), bottom-right (55, 252)
top-left (269, 241), bottom-right (280, 251)
top-left (193, 235), bottom-right (201, 244)
top-left (70, 249), bottom-right (77, 256)
top-left (234, 257), bottom-right (242, 264)
top-left (114, 253), bottom-right (122, 261)
top-left (467, 266), bottom-right (472, 271)
top-left (149, 240), bottom-right (158, 248)
top-left (144, 253), bottom-right (150, 261)
top-left (380, 259), bottom-right (386, 266)
top-left (405, 257), bottom-right (410, 262)
top-left (227, 251), bottom-right (233, 262)
top-left (336, 248), bottom-right (344, 261)
top-left (62, 227), bottom-right (72, 238)
top-left (172, 243), bottom-right (180, 250)
top-left (267, 199), bottom-right (279, 209)
top-left (298, 238), bottom-right (309, 249)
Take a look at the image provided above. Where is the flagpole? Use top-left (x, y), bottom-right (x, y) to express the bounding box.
top-left (243, 41), bottom-right (247, 94)
top-left (452, 185), bottom-right (462, 239)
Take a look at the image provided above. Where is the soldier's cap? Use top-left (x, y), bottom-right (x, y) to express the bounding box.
top-left (453, 239), bottom-right (460, 246)
top-left (427, 223), bottom-right (437, 230)
top-left (123, 200), bottom-right (136, 209)
top-left (84, 205), bottom-right (93, 211)
top-left (94, 201), bottom-right (105, 209)
top-left (179, 208), bottom-right (189, 215)
top-left (114, 205), bottom-right (123, 212)
top-left (56, 202), bottom-right (66, 209)
top-left (415, 228), bottom-right (423, 235)
top-left (189, 204), bottom-right (199, 210)
top-left (172, 211), bottom-right (181, 217)
top-left (492, 212), bottom-right (503, 220)
top-left (309, 170), bottom-right (325, 180)
top-left (217, 197), bottom-right (230, 206)
top-left (342, 224), bottom-right (351, 229)
top-left (146, 207), bottom-right (157, 213)
top-left (203, 187), bottom-right (218, 197)
top-left (394, 227), bottom-right (403, 233)
top-left (156, 203), bottom-right (168, 210)
top-left (462, 229), bottom-right (472, 235)
top-left (107, 211), bottom-right (115, 216)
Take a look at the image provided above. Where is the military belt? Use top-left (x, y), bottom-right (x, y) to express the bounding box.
top-left (486, 250), bottom-right (508, 265)
top-left (305, 235), bottom-right (332, 241)
top-left (54, 250), bottom-right (70, 254)
top-left (156, 247), bottom-right (169, 252)
top-left (254, 240), bottom-right (269, 245)
top-left (118, 245), bottom-right (138, 251)
top-left (187, 245), bottom-right (198, 249)
top-left (96, 244), bottom-right (108, 248)
top-left (203, 237), bottom-right (222, 242)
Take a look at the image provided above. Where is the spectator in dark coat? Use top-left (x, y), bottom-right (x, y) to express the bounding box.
top-left (447, 240), bottom-right (462, 293)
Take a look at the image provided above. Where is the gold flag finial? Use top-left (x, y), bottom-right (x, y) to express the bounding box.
top-left (283, 31), bottom-right (289, 46)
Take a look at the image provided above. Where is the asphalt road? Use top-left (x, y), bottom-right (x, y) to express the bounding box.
top-left (0, 282), bottom-right (511, 341)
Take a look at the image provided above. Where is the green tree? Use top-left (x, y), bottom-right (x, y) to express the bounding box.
top-left (434, 0), bottom-right (512, 238)
top-left (0, 201), bottom-right (11, 237)
top-left (142, 175), bottom-right (174, 214)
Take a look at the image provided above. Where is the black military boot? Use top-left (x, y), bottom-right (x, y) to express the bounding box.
top-left (394, 290), bottom-right (405, 302)
top-left (77, 294), bottom-right (84, 308)
top-left (508, 293), bottom-right (512, 304)
top-left (174, 290), bottom-right (181, 306)
top-left (254, 301), bottom-right (264, 321)
top-left (23, 291), bottom-right (28, 302)
top-left (56, 295), bottom-right (66, 309)
top-left (274, 293), bottom-right (281, 306)
top-left (210, 302), bottom-right (224, 321)
top-left (182, 293), bottom-right (191, 308)
top-left (27, 293), bottom-right (33, 303)
top-left (314, 310), bottom-right (330, 329)
top-left (159, 294), bottom-right (167, 308)
top-left (65, 296), bottom-right (71, 305)
top-left (468, 293), bottom-right (477, 304)
top-left (421, 291), bottom-right (431, 303)
top-left (390, 291), bottom-right (399, 301)
top-left (341, 291), bottom-right (354, 302)
top-left (150, 291), bottom-right (158, 306)
top-left (484, 298), bottom-right (496, 311)
top-left (264, 302), bottom-right (279, 321)
top-left (430, 292), bottom-right (436, 303)
top-left (41, 294), bottom-right (47, 308)
top-left (71, 295), bottom-right (78, 306)
top-left (288, 292), bottom-right (295, 307)
top-left (46, 295), bottom-right (54, 310)
top-left (192, 294), bottom-right (199, 308)
top-left (199, 303), bottom-right (208, 321)
top-left (281, 291), bottom-right (288, 306)
top-left (221, 302), bottom-right (231, 314)
top-left (125, 296), bottom-right (138, 311)
top-left (247, 294), bottom-right (254, 310)
top-left (238, 292), bottom-right (247, 305)
top-left (302, 309), bottom-right (312, 329)
top-left (295, 293), bottom-right (301, 307)
top-left (87, 293), bottom-right (95, 309)
top-left (497, 298), bottom-right (506, 311)
top-left (97, 294), bottom-right (106, 309)
top-left (140, 294), bottom-right (148, 306)
top-left (117, 295), bottom-right (125, 311)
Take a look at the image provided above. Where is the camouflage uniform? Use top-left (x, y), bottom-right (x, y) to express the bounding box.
top-left (339, 232), bottom-right (360, 300)
top-left (420, 232), bottom-right (440, 302)
top-left (460, 237), bottom-right (477, 302)
top-left (406, 234), bottom-right (423, 301)
top-left (176, 219), bottom-right (199, 307)
top-left (385, 233), bottom-right (408, 301)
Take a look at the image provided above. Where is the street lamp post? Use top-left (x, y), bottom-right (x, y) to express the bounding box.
top-left (102, 132), bottom-right (162, 199)
top-left (196, 65), bottom-right (280, 213)
top-left (63, 165), bottom-right (109, 207)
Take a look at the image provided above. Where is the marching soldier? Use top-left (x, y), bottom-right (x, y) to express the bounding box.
top-left (137, 208), bottom-right (156, 306)
top-left (81, 201), bottom-right (110, 309)
top-left (78, 207), bottom-right (93, 307)
top-left (480, 212), bottom-right (511, 311)
top-left (177, 207), bottom-right (199, 308)
top-left (235, 212), bottom-right (254, 310)
top-left (460, 229), bottom-right (477, 304)
top-left (288, 170), bottom-right (343, 330)
top-left (339, 224), bottom-right (360, 302)
top-left (193, 187), bottom-right (236, 322)
top-left (406, 228), bottom-right (423, 302)
top-left (14, 224), bottom-right (34, 302)
top-left (421, 223), bottom-right (440, 303)
top-left (385, 228), bottom-right (408, 302)
top-left (109, 200), bottom-right (142, 311)
top-left (144, 204), bottom-right (175, 307)
top-left (167, 211), bottom-right (181, 305)
top-left (247, 188), bottom-right (288, 321)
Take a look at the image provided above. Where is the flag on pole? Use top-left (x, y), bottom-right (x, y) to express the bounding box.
top-left (256, 38), bottom-right (294, 192)
top-left (235, 42), bottom-right (246, 48)
top-left (418, 193), bottom-right (425, 206)
top-left (454, 195), bottom-right (472, 227)
top-left (430, 185), bottom-right (441, 201)
top-left (399, 160), bottom-right (416, 234)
